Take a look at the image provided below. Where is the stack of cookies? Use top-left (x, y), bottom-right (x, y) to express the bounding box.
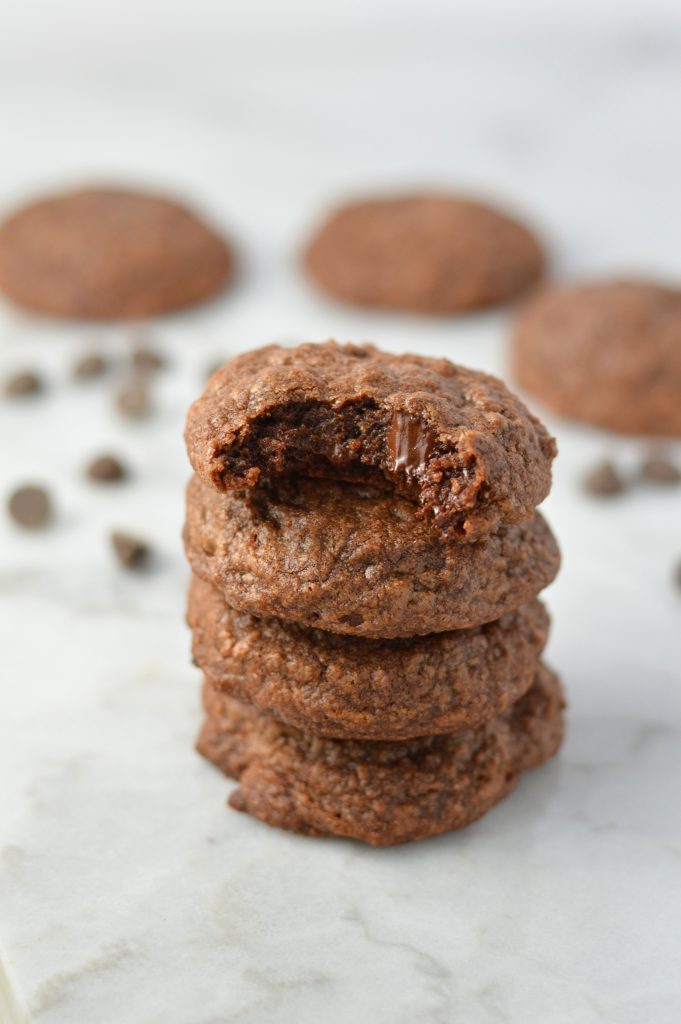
top-left (183, 342), bottom-right (564, 846)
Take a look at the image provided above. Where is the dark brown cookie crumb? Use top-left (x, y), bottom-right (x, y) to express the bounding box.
top-left (73, 352), bottom-right (108, 380)
top-left (111, 531), bottom-right (150, 568)
top-left (131, 347), bottom-right (165, 373)
top-left (582, 461), bottom-right (626, 497)
top-left (116, 379), bottom-right (150, 419)
top-left (86, 455), bottom-right (127, 482)
top-left (641, 454), bottom-right (681, 485)
top-left (8, 485), bottom-right (52, 528)
top-left (4, 371), bottom-right (43, 397)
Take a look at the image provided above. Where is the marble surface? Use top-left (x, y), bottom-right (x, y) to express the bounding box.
top-left (1, 6), bottom-right (681, 1022)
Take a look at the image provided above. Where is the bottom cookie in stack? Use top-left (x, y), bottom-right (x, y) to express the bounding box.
top-left (197, 665), bottom-right (565, 847)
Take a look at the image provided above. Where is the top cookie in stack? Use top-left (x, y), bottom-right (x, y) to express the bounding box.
top-left (184, 341), bottom-right (563, 845)
top-left (185, 341), bottom-right (556, 543)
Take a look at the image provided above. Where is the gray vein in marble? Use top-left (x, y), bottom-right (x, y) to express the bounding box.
top-left (341, 905), bottom-right (453, 1024)
top-left (28, 943), bottom-right (134, 1017)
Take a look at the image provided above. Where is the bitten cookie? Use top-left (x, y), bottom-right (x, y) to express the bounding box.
top-left (0, 187), bottom-right (233, 319)
top-left (303, 193), bottom-right (544, 314)
top-left (197, 665), bottom-right (565, 846)
top-left (184, 475), bottom-right (560, 638)
top-left (185, 341), bottom-right (556, 540)
top-left (512, 279), bottom-right (681, 436)
top-left (188, 574), bottom-right (550, 739)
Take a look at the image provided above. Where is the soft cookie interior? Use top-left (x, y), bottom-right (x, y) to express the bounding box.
top-left (210, 397), bottom-right (488, 538)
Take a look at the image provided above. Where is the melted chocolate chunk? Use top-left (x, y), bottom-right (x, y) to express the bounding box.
top-left (386, 410), bottom-right (437, 477)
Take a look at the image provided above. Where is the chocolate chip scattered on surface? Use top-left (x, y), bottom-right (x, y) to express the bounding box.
top-left (111, 531), bottom-right (150, 569)
top-left (8, 484), bottom-right (52, 528)
top-left (4, 371), bottom-right (43, 397)
top-left (116, 380), bottom-right (150, 419)
top-left (641, 454), bottom-right (681, 485)
top-left (582, 461), bottom-right (626, 497)
top-left (73, 352), bottom-right (108, 380)
top-left (86, 455), bottom-right (127, 482)
top-left (131, 347), bottom-right (165, 373)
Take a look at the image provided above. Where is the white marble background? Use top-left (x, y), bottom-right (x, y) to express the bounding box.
top-left (1, 3), bottom-right (681, 1022)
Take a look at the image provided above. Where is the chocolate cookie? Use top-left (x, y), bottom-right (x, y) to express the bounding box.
top-left (512, 279), bottom-right (681, 436)
top-left (0, 187), bottom-right (233, 320)
top-left (303, 194), bottom-right (544, 314)
top-left (184, 475), bottom-right (560, 638)
top-left (197, 665), bottom-right (565, 846)
top-left (185, 342), bottom-right (556, 540)
top-left (188, 575), bottom-right (549, 739)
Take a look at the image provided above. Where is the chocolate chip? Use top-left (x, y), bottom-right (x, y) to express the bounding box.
top-left (111, 531), bottom-right (150, 569)
top-left (7, 485), bottom-right (52, 528)
top-left (116, 380), bottom-right (150, 419)
top-left (4, 371), bottom-right (43, 397)
top-left (582, 461), bottom-right (626, 497)
top-left (73, 352), bottom-right (108, 380)
top-left (131, 347), bottom-right (164, 373)
top-left (86, 455), bottom-right (127, 482)
top-left (641, 454), bottom-right (681, 485)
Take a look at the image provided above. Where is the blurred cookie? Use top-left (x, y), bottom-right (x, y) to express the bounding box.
top-left (188, 574), bottom-right (550, 739)
top-left (0, 186), bottom-right (233, 319)
top-left (512, 279), bottom-right (681, 435)
top-left (197, 664), bottom-right (565, 846)
top-left (186, 341), bottom-right (556, 541)
top-left (184, 475), bottom-right (560, 638)
top-left (303, 194), bottom-right (544, 314)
